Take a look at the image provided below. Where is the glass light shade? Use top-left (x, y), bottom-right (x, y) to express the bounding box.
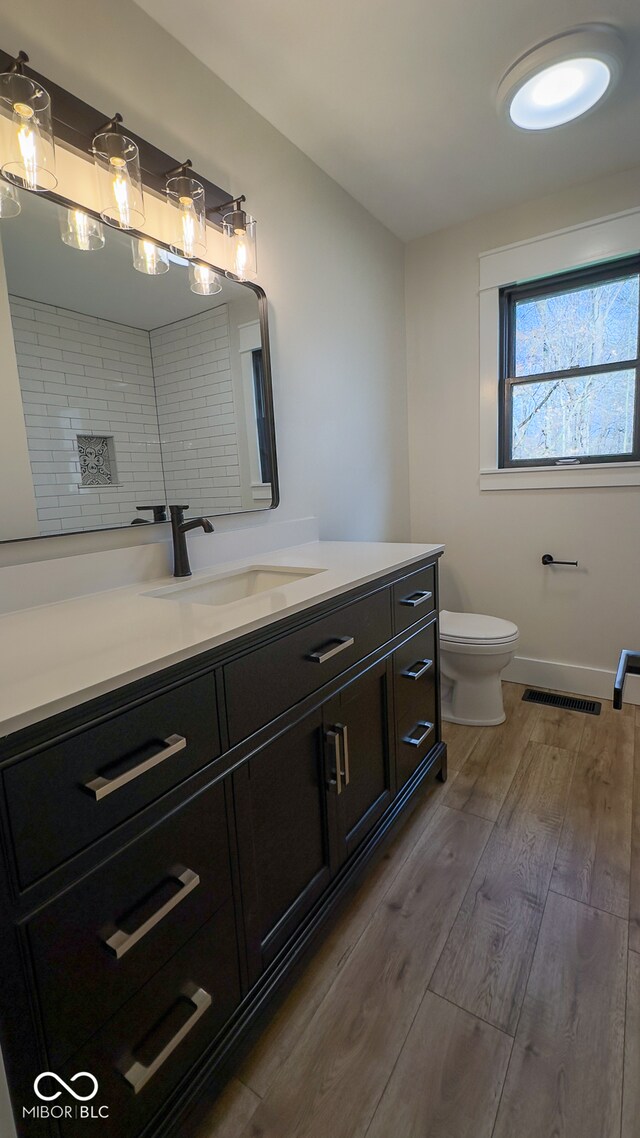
top-left (0, 71), bottom-right (57, 191)
top-left (93, 129), bottom-right (144, 229)
top-left (509, 57), bottom-right (611, 129)
top-left (166, 174), bottom-right (206, 258)
top-left (59, 207), bottom-right (105, 251)
top-left (223, 211), bottom-right (257, 281)
top-left (132, 237), bottom-right (170, 275)
top-left (0, 179), bottom-right (20, 217)
top-left (189, 263), bottom-right (222, 295)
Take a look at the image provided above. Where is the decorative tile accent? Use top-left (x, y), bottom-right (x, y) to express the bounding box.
top-left (77, 435), bottom-right (116, 486)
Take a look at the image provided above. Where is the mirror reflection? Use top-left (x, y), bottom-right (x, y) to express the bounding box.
top-left (0, 189), bottom-right (276, 540)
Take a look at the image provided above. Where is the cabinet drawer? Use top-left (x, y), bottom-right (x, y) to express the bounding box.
top-left (392, 564), bottom-right (436, 633)
top-left (394, 620), bottom-right (437, 724)
top-left (58, 903), bottom-right (240, 1138)
top-left (28, 780), bottom-right (231, 1066)
top-left (4, 672), bottom-right (220, 886)
top-left (225, 588), bottom-right (392, 745)
top-left (395, 678), bottom-right (437, 789)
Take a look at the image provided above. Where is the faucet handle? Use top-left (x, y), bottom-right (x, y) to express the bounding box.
top-left (137, 505), bottom-right (168, 523)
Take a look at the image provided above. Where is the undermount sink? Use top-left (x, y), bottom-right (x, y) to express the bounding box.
top-left (146, 565), bottom-right (325, 607)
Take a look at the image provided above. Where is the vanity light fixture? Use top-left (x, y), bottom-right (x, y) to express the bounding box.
top-left (189, 262), bottom-right (222, 295)
top-left (209, 195), bottom-right (257, 281)
top-left (166, 160), bottom-right (206, 259)
top-left (92, 113), bottom-right (145, 229)
top-left (59, 207), bottom-right (105, 251)
top-left (497, 26), bottom-right (625, 131)
top-left (0, 51), bottom-right (57, 191)
top-left (132, 236), bottom-right (170, 275)
top-left (0, 180), bottom-right (20, 217)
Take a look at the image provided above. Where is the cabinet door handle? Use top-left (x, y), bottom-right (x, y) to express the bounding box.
top-left (402, 658), bottom-right (433, 681)
top-left (403, 721), bottom-right (434, 748)
top-left (399, 590), bottom-right (433, 608)
top-left (121, 983), bottom-right (211, 1095)
top-left (83, 734), bottom-right (187, 801)
top-left (336, 723), bottom-right (351, 786)
top-left (102, 867), bottom-right (201, 960)
top-left (326, 729), bottom-right (342, 794)
top-left (308, 636), bottom-right (354, 664)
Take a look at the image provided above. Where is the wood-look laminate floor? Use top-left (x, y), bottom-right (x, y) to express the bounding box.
top-left (191, 683), bottom-right (639, 1138)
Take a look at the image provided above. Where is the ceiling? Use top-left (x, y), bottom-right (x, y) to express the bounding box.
top-left (133, 0), bottom-right (640, 240)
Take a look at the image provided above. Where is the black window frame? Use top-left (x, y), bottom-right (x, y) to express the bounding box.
top-left (498, 255), bottom-right (640, 468)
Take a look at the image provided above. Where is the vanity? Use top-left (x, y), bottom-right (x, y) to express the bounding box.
top-left (0, 540), bottom-right (445, 1137)
top-left (0, 51), bottom-right (445, 1138)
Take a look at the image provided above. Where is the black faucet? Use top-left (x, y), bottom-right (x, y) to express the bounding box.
top-left (169, 505), bottom-right (214, 578)
top-left (613, 649), bottom-right (640, 710)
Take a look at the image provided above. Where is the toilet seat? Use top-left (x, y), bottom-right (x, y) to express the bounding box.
top-left (440, 610), bottom-right (519, 647)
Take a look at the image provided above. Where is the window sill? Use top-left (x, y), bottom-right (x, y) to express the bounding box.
top-left (479, 462), bottom-right (640, 491)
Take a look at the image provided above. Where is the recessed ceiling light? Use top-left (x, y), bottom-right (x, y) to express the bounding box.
top-left (497, 25), bottom-right (625, 131)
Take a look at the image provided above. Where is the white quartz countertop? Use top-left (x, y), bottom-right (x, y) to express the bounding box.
top-left (0, 540), bottom-right (443, 739)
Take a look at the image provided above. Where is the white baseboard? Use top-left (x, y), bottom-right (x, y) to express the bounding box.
top-left (503, 655), bottom-right (640, 707)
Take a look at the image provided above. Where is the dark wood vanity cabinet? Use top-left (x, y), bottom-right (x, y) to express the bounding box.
top-left (0, 554), bottom-right (445, 1138)
top-left (234, 709), bottom-right (332, 986)
top-left (235, 658), bottom-right (395, 985)
top-left (323, 657), bottom-right (395, 863)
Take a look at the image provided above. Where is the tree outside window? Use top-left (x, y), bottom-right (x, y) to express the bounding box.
top-left (499, 260), bottom-right (640, 467)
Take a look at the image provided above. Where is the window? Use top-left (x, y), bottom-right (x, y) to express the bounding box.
top-left (499, 257), bottom-right (640, 467)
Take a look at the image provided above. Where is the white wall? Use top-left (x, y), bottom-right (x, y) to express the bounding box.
top-left (0, 0), bottom-right (409, 567)
top-left (406, 165), bottom-right (640, 698)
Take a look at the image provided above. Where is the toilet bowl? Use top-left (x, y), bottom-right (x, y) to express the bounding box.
top-left (440, 610), bottom-right (519, 726)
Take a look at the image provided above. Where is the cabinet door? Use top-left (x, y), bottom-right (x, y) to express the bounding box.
top-left (323, 659), bottom-right (394, 867)
top-left (233, 709), bottom-right (332, 985)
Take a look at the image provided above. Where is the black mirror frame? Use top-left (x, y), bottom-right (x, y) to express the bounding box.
top-left (0, 48), bottom-right (279, 544)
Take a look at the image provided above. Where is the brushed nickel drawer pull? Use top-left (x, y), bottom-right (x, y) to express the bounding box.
top-left (83, 734), bottom-right (187, 801)
top-left (121, 983), bottom-right (211, 1094)
top-left (399, 589), bottom-right (433, 608)
top-left (326, 729), bottom-right (342, 795)
top-left (403, 721), bottom-right (434, 748)
top-left (308, 636), bottom-right (354, 664)
top-left (102, 867), bottom-right (200, 960)
top-left (402, 658), bottom-right (433, 681)
top-left (336, 723), bottom-right (351, 786)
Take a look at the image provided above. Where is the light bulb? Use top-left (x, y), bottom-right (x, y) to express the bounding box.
top-left (60, 207), bottom-right (105, 251)
top-left (14, 103), bottom-right (39, 190)
top-left (189, 263), bottom-right (222, 295)
top-left (110, 157), bottom-right (132, 229)
top-left (132, 237), bottom-right (170, 275)
top-left (530, 64), bottom-right (584, 107)
top-left (178, 195), bottom-right (197, 257)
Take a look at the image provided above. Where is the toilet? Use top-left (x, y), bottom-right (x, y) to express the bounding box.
top-left (439, 610), bottom-right (519, 726)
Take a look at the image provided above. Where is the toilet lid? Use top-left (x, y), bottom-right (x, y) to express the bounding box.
top-left (440, 610), bottom-right (519, 644)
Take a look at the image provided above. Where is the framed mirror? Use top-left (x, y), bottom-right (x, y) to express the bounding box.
top-left (0, 188), bottom-right (278, 541)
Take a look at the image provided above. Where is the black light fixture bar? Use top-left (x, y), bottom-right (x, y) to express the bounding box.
top-left (0, 48), bottom-right (233, 219)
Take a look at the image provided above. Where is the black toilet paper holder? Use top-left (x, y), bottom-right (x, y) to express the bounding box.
top-left (541, 553), bottom-right (579, 567)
